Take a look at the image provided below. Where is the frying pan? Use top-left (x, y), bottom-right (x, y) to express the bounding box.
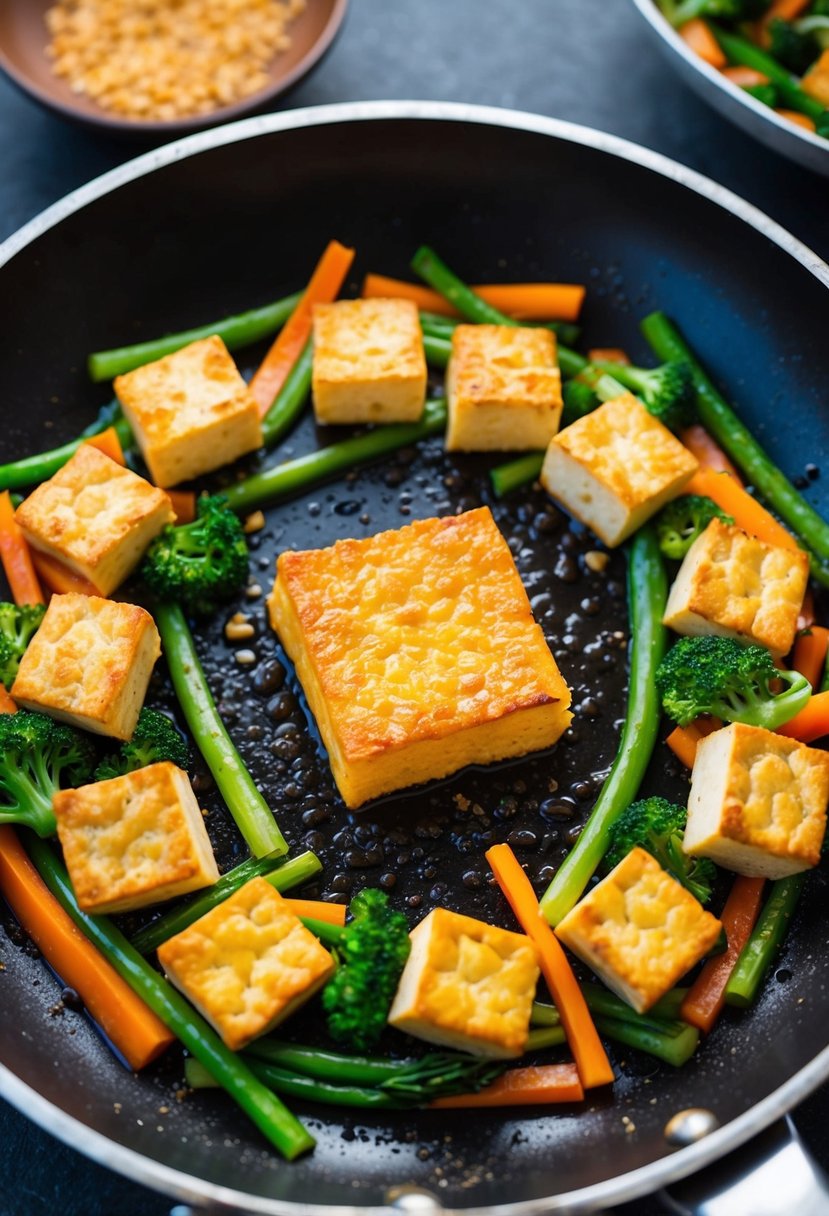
top-left (1, 102), bottom-right (829, 1215)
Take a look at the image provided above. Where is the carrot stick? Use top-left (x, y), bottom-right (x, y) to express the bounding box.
top-left (762, 0), bottom-right (810, 23)
top-left (587, 348), bottom-right (630, 366)
top-left (485, 844), bottom-right (614, 1089)
top-left (680, 875), bottom-right (766, 1033)
top-left (83, 427), bottom-right (126, 466)
top-left (249, 240), bottom-right (355, 417)
top-left (31, 551), bottom-right (100, 598)
top-left (361, 273), bottom-right (586, 321)
top-left (0, 685), bottom-right (17, 713)
top-left (684, 469), bottom-right (800, 553)
top-left (776, 110), bottom-right (817, 132)
top-left (430, 1063), bottom-right (583, 1108)
top-left (720, 65), bottom-right (770, 87)
top-left (666, 717), bottom-right (722, 768)
top-left (679, 19), bottom-right (728, 67)
top-left (0, 826), bottom-right (174, 1070)
top-left (792, 627), bottom-right (829, 691)
top-left (777, 690), bottom-right (829, 742)
top-left (680, 424), bottom-right (743, 481)
top-left (282, 898), bottom-right (346, 926)
top-left (166, 489), bottom-right (197, 525)
top-left (0, 492), bottom-right (44, 606)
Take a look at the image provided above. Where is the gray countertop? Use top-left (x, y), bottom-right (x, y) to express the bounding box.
top-left (1, 1), bottom-right (827, 1213)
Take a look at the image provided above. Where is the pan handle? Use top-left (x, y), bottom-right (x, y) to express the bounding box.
top-left (660, 1116), bottom-right (829, 1216)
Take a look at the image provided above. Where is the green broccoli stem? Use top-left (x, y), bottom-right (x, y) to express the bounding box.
top-left (711, 26), bottom-right (827, 121)
top-left (87, 292), bottom-right (303, 382)
top-left (724, 873), bottom-right (805, 1008)
top-left (154, 602), bottom-right (287, 858)
top-left (540, 528), bottom-right (668, 925)
top-left (0, 412), bottom-right (133, 492)
top-left (490, 453), bottom-right (546, 498)
top-left (0, 770), bottom-right (56, 837)
top-left (131, 849), bottom-right (321, 955)
top-left (641, 312), bottom-right (829, 579)
top-left (260, 339), bottom-right (313, 448)
top-left (25, 835), bottom-right (314, 1159)
top-left (299, 915), bottom-right (348, 948)
top-left (222, 399), bottom-right (448, 516)
top-left (592, 1014), bottom-right (699, 1068)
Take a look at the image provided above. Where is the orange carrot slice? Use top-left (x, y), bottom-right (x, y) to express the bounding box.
top-left (777, 690), bottom-right (829, 742)
top-left (0, 826), bottom-right (175, 1070)
top-left (485, 843), bottom-right (614, 1089)
top-left (680, 875), bottom-right (766, 1033)
top-left (666, 717), bottom-right (722, 769)
top-left (284, 898), bottom-right (347, 926)
top-left (0, 685), bottom-right (17, 714)
top-left (792, 626), bottom-right (829, 691)
top-left (249, 240), bottom-right (355, 417)
top-left (679, 19), bottom-right (728, 67)
top-left (430, 1063), bottom-right (584, 1108)
top-left (776, 110), bottom-right (817, 132)
top-left (31, 551), bottom-right (100, 598)
top-left (721, 65), bottom-right (770, 88)
top-left (0, 492), bottom-right (44, 606)
top-left (362, 273), bottom-right (586, 321)
top-left (83, 427), bottom-right (126, 466)
top-left (684, 469), bottom-right (800, 553)
top-left (166, 489), bottom-right (197, 525)
top-left (680, 425), bottom-right (743, 481)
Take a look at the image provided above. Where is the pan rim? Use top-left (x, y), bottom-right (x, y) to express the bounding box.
top-left (1, 98), bottom-right (829, 1214)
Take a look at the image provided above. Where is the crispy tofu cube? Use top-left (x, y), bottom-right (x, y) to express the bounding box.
top-left (268, 507), bottom-right (572, 808)
top-left (388, 907), bottom-right (540, 1058)
top-left (15, 445), bottom-right (174, 596)
top-left (445, 324), bottom-right (563, 452)
top-left (663, 518), bottom-right (809, 657)
top-left (53, 762), bottom-right (219, 914)
top-left (157, 877), bottom-right (334, 1051)
top-left (555, 847), bottom-right (721, 1013)
top-left (11, 593), bottom-right (160, 739)
top-left (114, 336), bottom-right (263, 488)
top-left (312, 298), bottom-right (427, 425)
top-left (684, 723), bottom-right (829, 879)
top-left (539, 394), bottom-right (698, 547)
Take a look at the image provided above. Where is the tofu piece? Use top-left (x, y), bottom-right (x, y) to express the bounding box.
top-left (388, 907), bottom-right (540, 1058)
top-left (663, 517), bottom-right (809, 657)
top-left (268, 507), bottom-right (572, 808)
top-left (684, 723), bottom-right (829, 879)
top-left (445, 324), bottom-right (562, 451)
top-left (114, 335), bottom-right (263, 488)
top-left (312, 298), bottom-right (427, 425)
top-left (14, 445), bottom-right (174, 596)
top-left (157, 877), bottom-right (334, 1051)
top-left (53, 762), bottom-right (219, 914)
top-left (540, 394), bottom-right (698, 547)
top-left (555, 847), bottom-right (721, 1014)
top-left (11, 593), bottom-right (160, 739)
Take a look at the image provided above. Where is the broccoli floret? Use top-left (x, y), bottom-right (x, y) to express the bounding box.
top-left (670, 0), bottom-right (770, 22)
top-left (322, 888), bottom-right (411, 1051)
top-left (768, 17), bottom-right (821, 72)
top-left (94, 707), bottom-right (188, 782)
top-left (605, 796), bottom-right (717, 904)
top-left (656, 635), bottom-right (812, 729)
top-left (140, 494), bottom-right (249, 617)
top-left (561, 379), bottom-right (600, 427)
top-left (594, 359), bottom-right (696, 432)
top-left (655, 495), bottom-right (734, 560)
top-left (0, 602), bottom-right (46, 689)
top-left (0, 710), bottom-right (95, 837)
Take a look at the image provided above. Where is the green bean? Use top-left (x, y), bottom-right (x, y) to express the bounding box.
top-left (540, 528), bottom-right (669, 925)
top-left (260, 338), bottom-right (312, 448)
top-left (422, 333), bottom-right (452, 368)
top-left (525, 1025), bottom-right (568, 1051)
top-left (0, 411), bottom-right (133, 492)
top-left (725, 874), bottom-right (806, 1008)
top-left (490, 452), bottom-right (545, 498)
top-left (26, 836), bottom-right (314, 1159)
top-left (154, 602), bottom-right (288, 858)
top-left (593, 1014), bottom-right (699, 1068)
top-left (131, 850), bottom-right (321, 955)
top-left (87, 292), bottom-right (303, 382)
top-left (223, 399), bottom-right (447, 516)
top-left (711, 26), bottom-right (827, 122)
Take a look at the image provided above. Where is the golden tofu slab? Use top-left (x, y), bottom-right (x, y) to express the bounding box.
top-left (540, 394), bottom-right (698, 547)
top-left (388, 907), bottom-right (540, 1058)
top-left (114, 335), bottom-right (263, 488)
top-left (157, 877), bottom-right (335, 1051)
top-left (268, 507), bottom-right (572, 808)
top-left (54, 761), bottom-right (219, 915)
top-left (15, 444), bottom-right (174, 596)
top-left (556, 847), bottom-right (721, 1013)
top-left (445, 324), bottom-right (563, 452)
top-left (685, 723), bottom-right (829, 879)
top-left (663, 517), bottom-right (809, 657)
top-left (11, 593), bottom-right (160, 740)
top-left (312, 298), bottom-right (427, 425)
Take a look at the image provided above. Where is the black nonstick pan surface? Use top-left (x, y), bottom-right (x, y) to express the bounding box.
top-left (1, 103), bottom-right (829, 1214)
